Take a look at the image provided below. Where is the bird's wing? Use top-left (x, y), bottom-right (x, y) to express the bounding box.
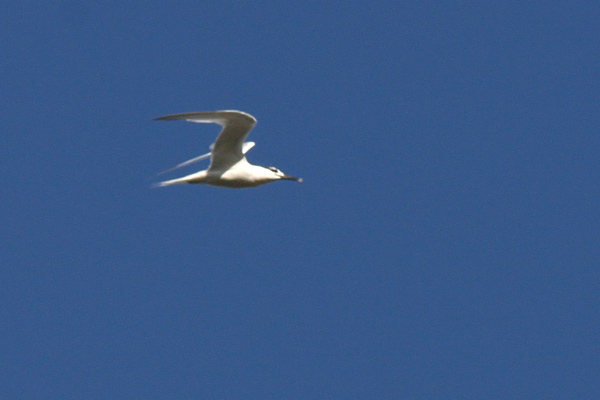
top-left (155, 142), bottom-right (256, 176)
top-left (153, 110), bottom-right (257, 171)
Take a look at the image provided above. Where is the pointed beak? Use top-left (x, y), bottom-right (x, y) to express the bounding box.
top-left (281, 174), bottom-right (303, 182)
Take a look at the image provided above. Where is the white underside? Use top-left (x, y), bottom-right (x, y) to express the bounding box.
top-left (156, 159), bottom-right (277, 188)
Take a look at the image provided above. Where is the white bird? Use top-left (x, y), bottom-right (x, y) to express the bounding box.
top-left (153, 110), bottom-right (302, 188)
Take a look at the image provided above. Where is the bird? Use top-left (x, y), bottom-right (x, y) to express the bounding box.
top-left (153, 110), bottom-right (302, 188)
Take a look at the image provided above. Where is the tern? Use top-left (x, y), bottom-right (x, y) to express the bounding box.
top-left (153, 110), bottom-right (302, 188)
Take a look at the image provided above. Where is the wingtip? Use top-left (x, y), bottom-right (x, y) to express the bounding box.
top-left (152, 110), bottom-right (257, 124)
top-left (153, 114), bottom-right (187, 121)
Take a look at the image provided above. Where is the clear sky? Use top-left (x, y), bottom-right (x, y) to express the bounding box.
top-left (1, 1), bottom-right (598, 398)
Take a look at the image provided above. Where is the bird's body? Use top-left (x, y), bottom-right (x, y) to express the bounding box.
top-left (157, 159), bottom-right (287, 188)
top-left (153, 110), bottom-right (301, 188)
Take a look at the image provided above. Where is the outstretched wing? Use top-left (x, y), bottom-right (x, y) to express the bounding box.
top-left (153, 110), bottom-right (257, 171)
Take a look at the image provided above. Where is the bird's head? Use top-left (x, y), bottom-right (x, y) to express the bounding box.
top-left (265, 166), bottom-right (303, 182)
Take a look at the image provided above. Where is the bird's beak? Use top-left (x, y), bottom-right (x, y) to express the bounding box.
top-left (281, 174), bottom-right (303, 182)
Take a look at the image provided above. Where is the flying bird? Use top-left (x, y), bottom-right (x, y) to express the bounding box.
top-left (153, 110), bottom-right (302, 188)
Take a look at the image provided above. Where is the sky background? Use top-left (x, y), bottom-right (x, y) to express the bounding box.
top-left (1, 1), bottom-right (599, 398)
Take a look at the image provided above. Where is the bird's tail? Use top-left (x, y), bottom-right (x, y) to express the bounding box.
top-left (152, 177), bottom-right (188, 188)
top-left (152, 170), bottom-right (205, 188)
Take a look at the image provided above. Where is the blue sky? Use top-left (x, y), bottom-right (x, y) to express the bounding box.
top-left (1, 1), bottom-right (599, 398)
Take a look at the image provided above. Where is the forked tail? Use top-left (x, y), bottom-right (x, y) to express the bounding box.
top-left (152, 177), bottom-right (188, 188)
